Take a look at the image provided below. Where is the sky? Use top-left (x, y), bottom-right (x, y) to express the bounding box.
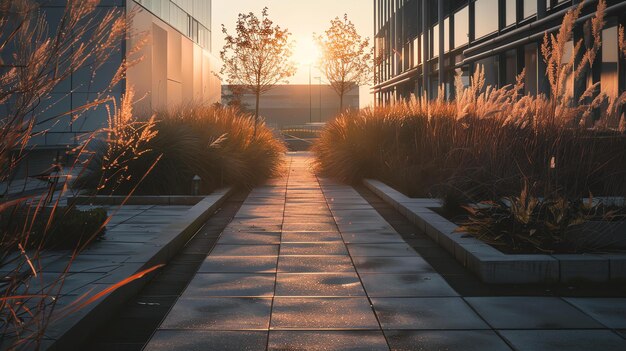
top-left (212, 0), bottom-right (375, 107)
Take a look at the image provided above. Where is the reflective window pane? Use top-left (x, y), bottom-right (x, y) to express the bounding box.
top-left (474, 0), bottom-right (499, 39)
top-left (506, 0), bottom-right (516, 26)
top-left (523, 0), bottom-right (537, 19)
top-left (524, 43), bottom-right (538, 95)
top-left (475, 55), bottom-right (499, 89)
top-left (504, 49), bottom-right (517, 85)
top-left (601, 26), bottom-right (618, 99)
top-left (454, 6), bottom-right (469, 48)
top-left (433, 24), bottom-right (439, 57)
top-left (444, 17), bottom-right (450, 52)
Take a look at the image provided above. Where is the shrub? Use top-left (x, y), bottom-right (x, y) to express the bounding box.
top-left (0, 206), bottom-right (107, 250)
top-left (458, 187), bottom-right (626, 253)
top-left (314, 0), bottom-right (626, 207)
top-left (78, 105), bottom-right (286, 195)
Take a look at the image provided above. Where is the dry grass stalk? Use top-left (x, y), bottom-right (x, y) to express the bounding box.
top-left (313, 0), bottom-right (626, 209)
top-left (0, 1), bottom-right (155, 348)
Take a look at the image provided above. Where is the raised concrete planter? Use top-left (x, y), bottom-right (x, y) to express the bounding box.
top-left (44, 188), bottom-right (234, 350)
top-left (364, 179), bottom-right (626, 284)
top-left (70, 195), bottom-right (206, 206)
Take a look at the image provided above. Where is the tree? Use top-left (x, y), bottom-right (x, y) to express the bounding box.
top-left (315, 14), bottom-right (372, 113)
top-left (220, 7), bottom-right (296, 135)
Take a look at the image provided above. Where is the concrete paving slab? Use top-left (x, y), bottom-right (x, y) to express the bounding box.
top-left (385, 330), bottom-right (512, 351)
top-left (182, 274), bottom-right (276, 297)
top-left (360, 273), bottom-right (458, 297)
top-left (268, 331), bottom-right (388, 351)
top-left (500, 330), bottom-right (626, 351)
top-left (275, 273), bottom-right (365, 297)
top-left (145, 330), bottom-right (268, 351)
top-left (160, 297), bottom-right (272, 330)
top-left (465, 297), bottom-right (604, 329)
top-left (371, 297), bottom-right (489, 330)
top-left (565, 298), bottom-right (626, 328)
top-left (271, 297), bottom-right (379, 329)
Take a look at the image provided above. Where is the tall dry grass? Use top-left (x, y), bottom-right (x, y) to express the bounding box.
top-left (0, 1), bottom-right (157, 348)
top-left (78, 105), bottom-right (287, 195)
top-left (314, 0), bottom-right (626, 209)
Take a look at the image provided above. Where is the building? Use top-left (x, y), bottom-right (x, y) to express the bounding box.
top-left (8, 0), bottom-right (220, 174)
top-left (222, 85), bottom-right (360, 128)
top-left (373, 0), bottom-right (625, 105)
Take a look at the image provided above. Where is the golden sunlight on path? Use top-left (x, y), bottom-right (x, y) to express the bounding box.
top-left (142, 153), bottom-right (625, 351)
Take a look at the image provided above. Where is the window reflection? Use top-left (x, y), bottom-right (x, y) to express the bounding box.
top-left (505, 0), bottom-right (516, 27)
top-left (523, 0), bottom-right (537, 19)
top-left (475, 55), bottom-right (499, 89)
top-left (524, 43), bottom-right (538, 95)
top-left (601, 26), bottom-right (618, 99)
top-left (454, 6), bottom-right (469, 48)
top-left (474, 0), bottom-right (499, 39)
top-left (504, 49), bottom-right (517, 86)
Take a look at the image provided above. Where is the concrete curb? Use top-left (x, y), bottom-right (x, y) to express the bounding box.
top-left (364, 179), bottom-right (626, 284)
top-left (69, 195), bottom-right (207, 206)
top-left (47, 188), bottom-right (234, 350)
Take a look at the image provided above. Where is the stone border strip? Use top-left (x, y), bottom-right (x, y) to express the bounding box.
top-left (70, 195), bottom-right (207, 206)
top-left (364, 179), bottom-right (626, 284)
top-left (48, 188), bottom-right (234, 350)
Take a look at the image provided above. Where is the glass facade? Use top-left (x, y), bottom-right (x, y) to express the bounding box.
top-left (134, 0), bottom-right (212, 50)
top-left (524, 43), bottom-right (538, 95)
top-left (504, 49), bottom-right (517, 86)
top-left (454, 6), bottom-right (469, 49)
top-left (476, 55), bottom-right (499, 88)
top-left (601, 26), bottom-right (619, 99)
top-left (373, 0), bottom-right (624, 107)
top-left (474, 0), bottom-right (499, 39)
top-left (433, 24), bottom-right (439, 58)
top-left (523, 0), bottom-right (537, 19)
top-left (505, 0), bottom-right (517, 27)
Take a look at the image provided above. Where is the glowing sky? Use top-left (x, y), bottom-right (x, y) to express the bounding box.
top-left (212, 0), bottom-right (375, 107)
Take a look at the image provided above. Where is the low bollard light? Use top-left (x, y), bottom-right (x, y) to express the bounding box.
top-left (192, 175), bottom-right (201, 196)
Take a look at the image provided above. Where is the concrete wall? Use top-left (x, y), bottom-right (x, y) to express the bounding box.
top-left (127, 1), bottom-right (221, 116)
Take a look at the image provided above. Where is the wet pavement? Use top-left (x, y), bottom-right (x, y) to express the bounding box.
top-left (144, 153), bottom-right (626, 351)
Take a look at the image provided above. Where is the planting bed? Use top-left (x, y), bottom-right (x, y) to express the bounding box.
top-left (365, 179), bottom-right (626, 284)
top-left (0, 189), bottom-right (232, 350)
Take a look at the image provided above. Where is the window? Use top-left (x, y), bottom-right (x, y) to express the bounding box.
top-left (601, 26), bottom-right (619, 99)
top-left (524, 43), bottom-right (538, 95)
top-left (432, 24), bottom-right (439, 58)
top-left (475, 55), bottom-right (499, 89)
top-left (454, 6), bottom-right (469, 48)
top-left (505, 0), bottom-right (517, 27)
top-left (523, 0), bottom-right (537, 19)
top-left (474, 0), bottom-right (499, 39)
top-left (444, 17), bottom-right (450, 52)
top-left (561, 40), bottom-right (574, 97)
top-left (413, 36), bottom-right (420, 66)
top-left (504, 49), bottom-right (517, 85)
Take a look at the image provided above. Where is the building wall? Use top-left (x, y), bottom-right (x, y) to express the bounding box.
top-left (374, 0), bottom-right (625, 113)
top-left (15, 0), bottom-right (220, 149)
top-left (24, 0), bottom-right (126, 148)
top-left (223, 85), bottom-right (360, 128)
top-left (127, 1), bottom-right (221, 115)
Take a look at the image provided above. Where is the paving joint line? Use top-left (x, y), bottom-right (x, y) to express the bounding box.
top-left (316, 175), bottom-right (393, 351)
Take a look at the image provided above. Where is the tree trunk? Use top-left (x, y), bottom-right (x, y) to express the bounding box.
top-left (339, 91), bottom-right (344, 114)
top-left (254, 91), bottom-right (260, 137)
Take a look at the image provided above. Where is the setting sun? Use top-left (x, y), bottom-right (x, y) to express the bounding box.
top-left (294, 37), bottom-right (320, 66)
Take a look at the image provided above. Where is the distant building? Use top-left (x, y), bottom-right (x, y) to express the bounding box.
top-left (222, 85), bottom-right (360, 128)
top-left (373, 0), bottom-right (625, 105)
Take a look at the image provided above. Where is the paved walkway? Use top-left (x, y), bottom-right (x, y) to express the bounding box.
top-left (145, 153), bottom-right (626, 351)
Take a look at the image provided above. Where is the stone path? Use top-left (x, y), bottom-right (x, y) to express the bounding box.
top-left (145, 153), bottom-right (626, 351)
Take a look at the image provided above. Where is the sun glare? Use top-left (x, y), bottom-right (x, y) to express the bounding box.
top-left (294, 38), bottom-right (320, 66)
